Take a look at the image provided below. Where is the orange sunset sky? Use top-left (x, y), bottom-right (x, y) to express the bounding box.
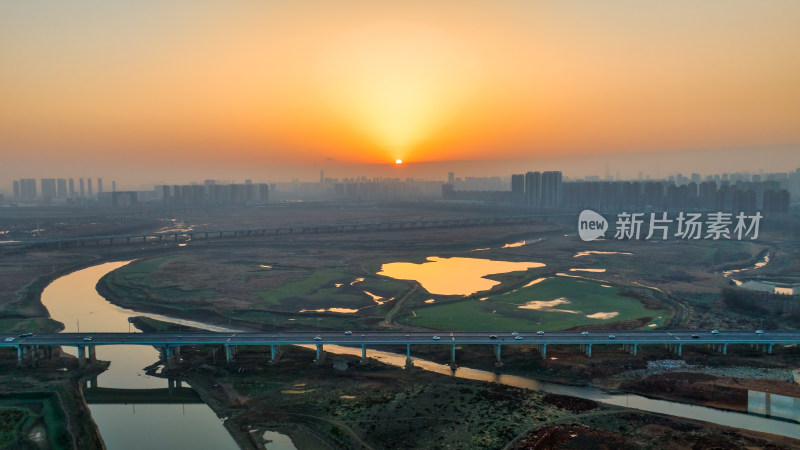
top-left (1, 1), bottom-right (800, 184)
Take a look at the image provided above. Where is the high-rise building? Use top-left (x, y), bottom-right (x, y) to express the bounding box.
top-left (97, 178), bottom-right (103, 194)
top-left (68, 178), bottom-right (75, 197)
top-left (541, 171), bottom-right (563, 207)
top-left (79, 178), bottom-right (85, 197)
top-left (12, 180), bottom-right (20, 200)
top-left (21, 179), bottom-right (37, 201)
top-left (88, 178), bottom-right (93, 197)
top-left (41, 178), bottom-right (57, 199)
top-left (57, 178), bottom-right (67, 198)
top-left (112, 180), bottom-right (116, 192)
top-left (511, 174), bottom-right (525, 205)
top-left (525, 171), bottom-right (541, 206)
top-left (448, 172), bottom-right (455, 185)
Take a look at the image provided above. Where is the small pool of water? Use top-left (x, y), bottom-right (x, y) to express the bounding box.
top-left (377, 257), bottom-right (545, 296)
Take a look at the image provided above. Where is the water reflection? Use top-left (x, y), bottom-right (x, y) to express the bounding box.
top-left (573, 250), bottom-right (633, 258)
top-left (749, 391), bottom-right (800, 422)
top-left (378, 257), bottom-right (545, 296)
top-left (263, 430), bottom-right (298, 449)
top-left (40, 261), bottom-right (239, 450)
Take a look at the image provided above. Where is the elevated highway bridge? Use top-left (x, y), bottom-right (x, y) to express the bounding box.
top-left (2, 330), bottom-right (787, 368)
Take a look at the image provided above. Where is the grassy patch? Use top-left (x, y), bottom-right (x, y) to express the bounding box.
top-left (406, 277), bottom-right (667, 331)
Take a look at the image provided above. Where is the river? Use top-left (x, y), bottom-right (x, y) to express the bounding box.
top-left (39, 261), bottom-right (800, 448)
top-left (41, 261), bottom-right (240, 450)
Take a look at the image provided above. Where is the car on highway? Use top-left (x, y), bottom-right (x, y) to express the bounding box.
top-left (691, 335), bottom-right (700, 339)
top-left (432, 336), bottom-right (441, 340)
top-left (19, 332), bottom-right (33, 338)
top-left (608, 335), bottom-right (616, 339)
top-left (344, 331), bottom-right (353, 335)
top-left (536, 331), bottom-right (545, 336)
top-left (4, 337), bottom-right (14, 342)
top-left (511, 332), bottom-right (519, 337)
top-left (313, 336), bottom-right (322, 341)
top-left (581, 331), bottom-right (589, 336)
top-left (83, 336), bottom-right (92, 341)
top-left (515, 335), bottom-right (523, 340)
top-left (711, 330), bottom-right (719, 334)
top-left (489, 335), bottom-right (498, 340)
top-left (756, 330), bottom-right (764, 334)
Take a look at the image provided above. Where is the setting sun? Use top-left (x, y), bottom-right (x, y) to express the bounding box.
top-left (395, 159), bottom-right (403, 165)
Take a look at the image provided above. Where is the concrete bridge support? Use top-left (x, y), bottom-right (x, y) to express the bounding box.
top-left (710, 343), bottom-right (728, 355)
top-left (664, 343), bottom-right (682, 356)
top-left (623, 344), bottom-right (638, 356)
top-left (78, 346), bottom-right (86, 368)
top-left (405, 344), bottom-right (413, 368)
top-left (314, 344), bottom-right (324, 364)
top-left (494, 344), bottom-right (503, 367)
top-left (450, 344), bottom-right (457, 368)
top-left (224, 345), bottom-right (233, 364)
top-left (536, 344), bottom-right (547, 359)
top-left (269, 345), bottom-right (278, 364)
top-left (164, 346), bottom-right (181, 368)
top-left (88, 345), bottom-right (96, 363)
top-left (361, 344), bottom-right (367, 365)
top-left (16, 346), bottom-right (22, 367)
top-left (580, 344), bottom-right (592, 357)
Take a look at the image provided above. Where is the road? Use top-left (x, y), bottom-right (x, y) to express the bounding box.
top-left (0, 329), bottom-right (789, 347)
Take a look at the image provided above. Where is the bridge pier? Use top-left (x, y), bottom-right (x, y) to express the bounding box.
top-left (16, 346), bottom-right (22, 367)
top-left (666, 343), bottom-right (682, 356)
top-left (450, 344), bottom-right (457, 368)
top-left (224, 345), bottom-right (233, 364)
top-left (623, 344), bottom-right (638, 356)
top-left (88, 345), bottom-right (96, 363)
top-left (314, 344), bottom-right (324, 364)
top-left (494, 344), bottom-right (503, 367)
top-left (164, 346), bottom-right (181, 368)
top-left (580, 344), bottom-right (592, 357)
top-left (361, 344), bottom-right (367, 365)
top-left (405, 344), bottom-right (413, 368)
top-left (537, 344), bottom-right (547, 359)
top-left (78, 346), bottom-right (86, 368)
top-left (269, 345), bottom-right (278, 364)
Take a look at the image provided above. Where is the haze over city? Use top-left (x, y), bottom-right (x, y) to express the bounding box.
top-left (2, 1), bottom-right (800, 187)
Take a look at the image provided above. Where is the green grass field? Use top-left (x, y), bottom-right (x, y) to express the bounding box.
top-left (404, 276), bottom-right (667, 331)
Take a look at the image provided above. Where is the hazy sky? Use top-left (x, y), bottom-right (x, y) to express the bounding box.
top-left (2, 1), bottom-right (800, 185)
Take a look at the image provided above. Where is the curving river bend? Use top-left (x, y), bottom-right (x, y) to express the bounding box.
top-left (40, 260), bottom-right (800, 448)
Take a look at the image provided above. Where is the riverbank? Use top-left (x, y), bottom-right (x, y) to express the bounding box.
top-left (158, 341), bottom-right (800, 449)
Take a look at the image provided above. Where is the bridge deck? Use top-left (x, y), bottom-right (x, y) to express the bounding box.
top-left (0, 330), bottom-right (790, 347)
